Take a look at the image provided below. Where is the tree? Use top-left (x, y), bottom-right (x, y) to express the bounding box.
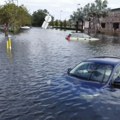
top-left (0, 1), bottom-right (31, 33)
top-left (69, 0), bottom-right (109, 33)
top-left (94, 0), bottom-right (109, 23)
top-left (32, 9), bottom-right (49, 27)
top-left (85, 0), bottom-right (109, 32)
top-left (68, 20), bottom-right (72, 28)
top-left (70, 7), bottom-right (85, 32)
top-left (17, 5), bottom-right (31, 27)
top-left (60, 21), bottom-right (63, 29)
top-left (49, 16), bottom-right (54, 26)
top-left (54, 20), bottom-right (59, 27)
top-left (63, 20), bottom-right (67, 28)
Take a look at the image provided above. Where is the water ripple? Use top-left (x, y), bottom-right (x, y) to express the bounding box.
top-left (0, 28), bottom-right (120, 120)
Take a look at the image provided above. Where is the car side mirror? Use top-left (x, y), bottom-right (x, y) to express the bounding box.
top-left (67, 68), bottom-right (72, 74)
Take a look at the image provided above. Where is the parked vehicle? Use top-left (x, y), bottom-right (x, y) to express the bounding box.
top-left (20, 26), bottom-right (30, 30)
top-left (65, 56), bottom-right (120, 97)
top-left (66, 32), bottom-right (99, 41)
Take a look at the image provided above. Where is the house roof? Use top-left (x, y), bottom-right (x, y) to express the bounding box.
top-left (111, 8), bottom-right (120, 12)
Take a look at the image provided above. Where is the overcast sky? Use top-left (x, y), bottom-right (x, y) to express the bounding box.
top-left (1, 0), bottom-right (120, 20)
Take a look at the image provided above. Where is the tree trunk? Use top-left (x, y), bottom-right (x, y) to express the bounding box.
top-left (81, 20), bottom-right (84, 33)
top-left (76, 21), bottom-right (78, 33)
top-left (4, 23), bottom-right (8, 37)
top-left (88, 20), bottom-right (91, 35)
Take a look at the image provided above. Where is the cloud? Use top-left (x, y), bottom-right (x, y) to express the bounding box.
top-left (0, 0), bottom-right (120, 20)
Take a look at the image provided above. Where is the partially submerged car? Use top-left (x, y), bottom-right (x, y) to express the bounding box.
top-left (20, 26), bottom-right (30, 30)
top-left (66, 57), bottom-right (120, 95)
top-left (66, 32), bottom-right (99, 41)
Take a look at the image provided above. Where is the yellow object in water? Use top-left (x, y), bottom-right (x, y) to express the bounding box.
top-left (6, 38), bottom-right (12, 49)
top-left (8, 38), bottom-right (12, 49)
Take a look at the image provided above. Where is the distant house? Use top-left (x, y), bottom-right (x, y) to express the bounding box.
top-left (100, 8), bottom-right (120, 35)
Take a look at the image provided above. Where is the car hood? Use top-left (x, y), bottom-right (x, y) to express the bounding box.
top-left (62, 74), bottom-right (104, 100)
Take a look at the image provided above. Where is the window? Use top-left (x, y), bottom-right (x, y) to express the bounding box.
top-left (101, 23), bottom-right (106, 28)
top-left (113, 23), bottom-right (119, 30)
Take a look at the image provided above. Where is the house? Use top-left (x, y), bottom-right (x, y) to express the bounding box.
top-left (100, 8), bottom-right (120, 35)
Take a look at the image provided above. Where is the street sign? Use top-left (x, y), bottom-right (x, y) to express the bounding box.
top-left (42, 15), bottom-right (52, 29)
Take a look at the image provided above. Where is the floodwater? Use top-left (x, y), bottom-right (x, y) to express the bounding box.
top-left (0, 28), bottom-right (120, 120)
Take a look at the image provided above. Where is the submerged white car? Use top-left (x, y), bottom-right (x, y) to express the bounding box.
top-left (20, 26), bottom-right (30, 30)
top-left (66, 33), bottom-right (99, 41)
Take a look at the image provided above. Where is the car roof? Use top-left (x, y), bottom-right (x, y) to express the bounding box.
top-left (70, 33), bottom-right (90, 37)
top-left (71, 33), bottom-right (88, 35)
top-left (84, 56), bottom-right (120, 66)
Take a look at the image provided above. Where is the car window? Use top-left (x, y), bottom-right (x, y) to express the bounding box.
top-left (70, 62), bottom-right (113, 83)
top-left (112, 66), bottom-right (120, 81)
top-left (71, 33), bottom-right (78, 37)
top-left (70, 62), bottom-right (93, 80)
top-left (90, 65), bottom-right (112, 83)
top-left (77, 33), bottom-right (84, 38)
top-left (103, 66), bottom-right (113, 83)
top-left (83, 34), bottom-right (90, 38)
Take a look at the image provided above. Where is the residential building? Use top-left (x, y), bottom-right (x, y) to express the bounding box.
top-left (100, 8), bottom-right (120, 35)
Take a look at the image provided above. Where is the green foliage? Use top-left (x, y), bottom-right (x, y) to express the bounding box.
top-left (60, 21), bottom-right (63, 28)
top-left (89, 0), bottom-right (109, 18)
top-left (70, 0), bottom-right (109, 32)
top-left (70, 0), bottom-right (109, 21)
top-left (70, 7), bottom-right (85, 22)
top-left (63, 20), bottom-right (67, 28)
top-left (0, 1), bottom-right (31, 33)
top-left (0, 3), bottom-right (16, 24)
top-left (32, 9), bottom-right (49, 27)
top-left (18, 5), bottom-right (31, 26)
top-left (49, 16), bottom-right (54, 26)
top-left (54, 20), bottom-right (59, 27)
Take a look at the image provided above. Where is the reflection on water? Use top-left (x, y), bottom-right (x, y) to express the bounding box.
top-left (0, 29), bottom-right (120, 120)
top-left (6, 48), bottom-right (13, 63)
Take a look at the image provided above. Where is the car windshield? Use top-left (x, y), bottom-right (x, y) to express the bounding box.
top-left (71, 33), bottom-right (84, 38)
top-left (69, 62), bottom-right (113, 83)
top-left (83, 34), bottom-right (90, 38)
top-left (71, 33), bottom-right (90, 38)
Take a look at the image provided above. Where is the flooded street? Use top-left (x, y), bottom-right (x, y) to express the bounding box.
top-left (0, 28), bottom-right (120, 120)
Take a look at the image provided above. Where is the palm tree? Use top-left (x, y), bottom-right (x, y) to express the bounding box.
top-left (70, 0), bottom-right (109, 33)
top-left (83, 3), bottom-right (95, 34)
top-left (93, 0), bottom-right (109, 32)
top-left (70, 7), bottom-right (85, 32)
top-left (85, 0), bottom-right (109, 33)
